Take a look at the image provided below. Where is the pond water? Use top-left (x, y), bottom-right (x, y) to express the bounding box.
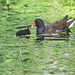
top-left (0, 1), bottom-right (75, 75)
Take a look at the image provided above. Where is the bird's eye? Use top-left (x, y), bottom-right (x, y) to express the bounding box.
top-left (36, 21), bottom-right (39, 23)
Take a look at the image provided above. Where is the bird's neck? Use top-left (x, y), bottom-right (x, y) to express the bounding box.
top-left (37, 26), bottom-right (45, 35)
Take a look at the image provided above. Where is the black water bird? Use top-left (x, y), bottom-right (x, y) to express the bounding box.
top-left (31, 15), bottom-right (75, 35)
top-left (16, 27), bottom-right (31, 36)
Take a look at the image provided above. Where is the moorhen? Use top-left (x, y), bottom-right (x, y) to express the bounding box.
top-left (31, 15), bottom-right (75, 35)
top-left (16, 27), bottom-right (31, 36)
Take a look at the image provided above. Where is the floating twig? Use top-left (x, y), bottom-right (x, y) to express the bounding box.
top-left (19, 50), bottom-right (23, 64)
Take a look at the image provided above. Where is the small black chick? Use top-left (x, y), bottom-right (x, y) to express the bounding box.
top-left (16, 27), bottom-right (31, 36)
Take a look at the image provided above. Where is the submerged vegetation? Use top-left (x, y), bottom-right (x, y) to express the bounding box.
top-left (0, 0), bottom-right (75, 75)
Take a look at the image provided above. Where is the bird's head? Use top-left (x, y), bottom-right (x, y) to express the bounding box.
top-left (31, 19), bottom-right (44, 28)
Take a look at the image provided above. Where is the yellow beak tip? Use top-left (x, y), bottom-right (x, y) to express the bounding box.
top-left (31, 26), bottom-right (34, 28)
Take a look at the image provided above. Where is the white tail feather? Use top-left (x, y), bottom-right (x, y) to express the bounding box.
top-left (67, 19), bottom-right (75, 29)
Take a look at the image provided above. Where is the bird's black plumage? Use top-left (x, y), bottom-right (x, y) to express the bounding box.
top-left (34, 19), bottom-right (46, 35)
top-left (16, 27), bottom-right (31, 36)
top-left (32, 15), bottom-right (74, 35)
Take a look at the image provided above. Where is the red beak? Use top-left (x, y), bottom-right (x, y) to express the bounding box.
top-left (31, 21), bottom-right (36, 27)
top-left (25, 21), bottom-right (36, 30)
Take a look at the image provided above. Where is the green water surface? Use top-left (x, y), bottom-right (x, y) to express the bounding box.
top-left (0, 0), bottom-right (75, 75)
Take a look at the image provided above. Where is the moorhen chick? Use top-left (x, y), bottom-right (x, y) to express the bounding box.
top-left (31, 15), bottom-right (75, 35)
top-left (16, 27), bottom-right (31, 36)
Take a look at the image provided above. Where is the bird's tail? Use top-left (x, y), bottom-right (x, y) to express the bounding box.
top-left (66, 18), bottom-right (75, 29)
top-left (59, 15), bottom-right (68, 24)
top-left (63, 15), bottom-right (68, 20)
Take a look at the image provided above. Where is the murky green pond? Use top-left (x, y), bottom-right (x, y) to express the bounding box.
top-left (0, 0), bottom-right (75, 75)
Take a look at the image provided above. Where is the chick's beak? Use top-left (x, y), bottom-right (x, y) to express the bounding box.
top-left (25, 21), bottom-right (36, 30)
top-left (25, 26), bottom-right (31, 30)
top-left (25, 27), bottom-right (27, 30)
top-left (31, 21), bottom-right (36, 28)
